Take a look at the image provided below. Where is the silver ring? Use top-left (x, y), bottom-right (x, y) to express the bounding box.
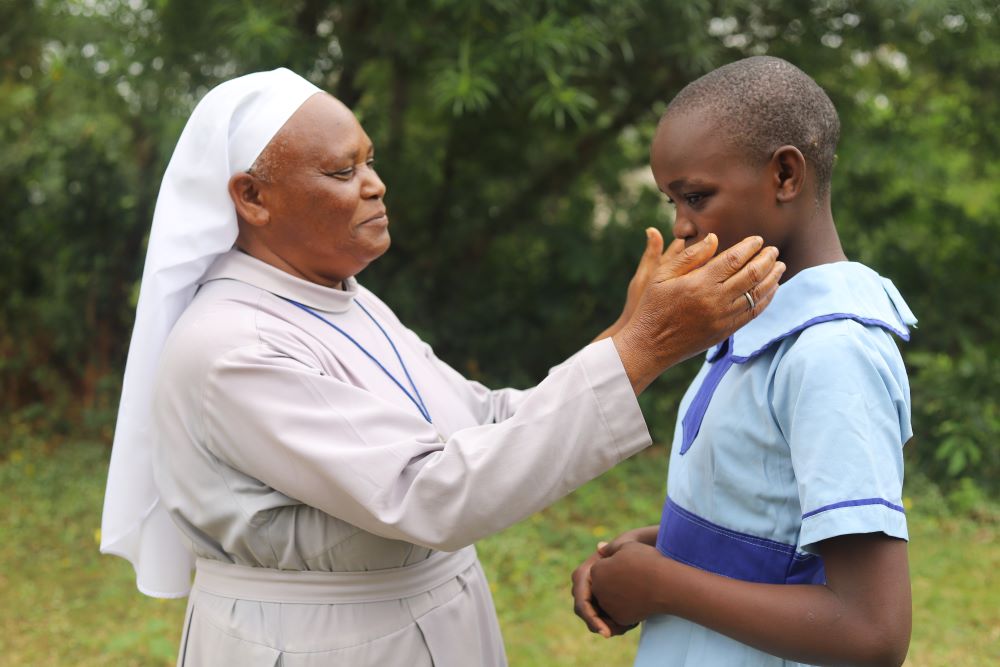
top-left (744, 291), bottom-right (755, 310)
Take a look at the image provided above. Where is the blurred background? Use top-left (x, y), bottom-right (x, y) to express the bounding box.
top-left (1, 1), bottom-right (997, 665)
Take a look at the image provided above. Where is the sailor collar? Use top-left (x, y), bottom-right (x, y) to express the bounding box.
top-left (707, 261), bottom-right (917, 364)
top-left (680, 262), bottom-right (917, 456)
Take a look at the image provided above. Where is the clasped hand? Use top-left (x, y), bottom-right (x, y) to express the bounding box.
top-left (571, 525), bottom-right (663, 638)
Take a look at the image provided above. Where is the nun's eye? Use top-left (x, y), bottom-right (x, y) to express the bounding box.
top-left (328, 167), bottom-right (355, 180)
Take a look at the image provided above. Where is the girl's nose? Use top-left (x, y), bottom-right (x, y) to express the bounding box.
top-left (672, 214), bottom-right (697, 242)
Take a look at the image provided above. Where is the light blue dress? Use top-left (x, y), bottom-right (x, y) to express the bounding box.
top-left (634, 261), bottom-right (917, 667)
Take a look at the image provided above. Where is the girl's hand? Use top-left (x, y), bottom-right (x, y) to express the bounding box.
top-left (597, 525), bottom-right (659, 557)
top-left (590, 541), bottom-right (670, 627)
top-left (571, 525), bottom-right (660, 637)
top-left (571, 551), bottom-right (634, 638)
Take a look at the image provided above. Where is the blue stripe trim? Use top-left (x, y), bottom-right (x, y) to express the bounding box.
top-left (656, 498), bottom-right (825, 585)
top-left (801, 497), bottom-right (905, 520)
top-left (731, 313), bottom-right (910, 363)
top-left (680, 313), bottom-right (910, 456)
top-left (680, 338), bottom-right (734, 455)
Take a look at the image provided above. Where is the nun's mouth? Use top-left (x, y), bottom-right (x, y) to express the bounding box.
top-left (360, 209), bottom-right (387, 225)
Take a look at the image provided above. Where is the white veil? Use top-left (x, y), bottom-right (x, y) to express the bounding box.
top-left (100, 68), bottom-right (320, 597)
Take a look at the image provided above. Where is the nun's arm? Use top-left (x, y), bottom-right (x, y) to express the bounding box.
top-left (197, 338), bottom-right (649, 552)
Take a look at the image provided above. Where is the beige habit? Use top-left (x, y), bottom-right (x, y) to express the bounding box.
top-left (154, 249), bottom-right (652, 665)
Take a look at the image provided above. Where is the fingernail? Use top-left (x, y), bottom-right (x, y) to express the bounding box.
top-left (776, 261), bottom-right (787, 273)
top-left (597, 541), bottom-right (608, 550)
top-left (768, 246), bottom-right (779, 259)
top-left (703, 233), bottom-right (717, 245)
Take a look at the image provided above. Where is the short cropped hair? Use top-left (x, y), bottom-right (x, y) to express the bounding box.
top-left (663, 56), bottom-right (840, 198)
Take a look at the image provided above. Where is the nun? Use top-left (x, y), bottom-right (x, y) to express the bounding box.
top-left (100, 68), bottom-right (783, 666)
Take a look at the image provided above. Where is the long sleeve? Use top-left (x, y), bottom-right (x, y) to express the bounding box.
top-left (200, 337), bottom-right (650, 552)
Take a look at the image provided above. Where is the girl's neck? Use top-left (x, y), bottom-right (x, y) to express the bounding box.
top-left (777, 205), bottom-right (847, 283)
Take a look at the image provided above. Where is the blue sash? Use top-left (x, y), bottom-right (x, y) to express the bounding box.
top-left (656, 497), bottom-right (825, 585)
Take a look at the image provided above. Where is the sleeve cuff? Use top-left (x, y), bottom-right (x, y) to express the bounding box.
top-left (799, 500), bottom-right (908, 553)
top-left (576, 338), bottom-right (651, 461)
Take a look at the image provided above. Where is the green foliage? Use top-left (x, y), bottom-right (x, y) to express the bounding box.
top-left (1, 1), bottom-right (998, 494)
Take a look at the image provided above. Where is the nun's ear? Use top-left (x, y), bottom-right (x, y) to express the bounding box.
top-left (228, 172), bottom-right (270, 227)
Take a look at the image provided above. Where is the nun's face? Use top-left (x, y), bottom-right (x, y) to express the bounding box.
top-left (245, 93), bottom-right (389, 287)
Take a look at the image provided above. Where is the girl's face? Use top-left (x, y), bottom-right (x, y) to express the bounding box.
top-left (650, 112), bottom-right (789, 255)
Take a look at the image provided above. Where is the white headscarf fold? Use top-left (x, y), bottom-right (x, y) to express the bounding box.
top-left (100, 68), bottom-right (320, 597)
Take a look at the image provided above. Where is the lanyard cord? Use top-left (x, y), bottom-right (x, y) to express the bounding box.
top-left (281, 297), bottom-right (433, 424)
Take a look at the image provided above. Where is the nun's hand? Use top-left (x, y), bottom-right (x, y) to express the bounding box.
top-left (597, 229), bottom-right (698, 342)
top-left (613, 234), bottom-right (785, 395)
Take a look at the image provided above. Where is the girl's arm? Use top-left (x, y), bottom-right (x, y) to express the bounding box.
top-left (589, 532), bottom-right (911, 667)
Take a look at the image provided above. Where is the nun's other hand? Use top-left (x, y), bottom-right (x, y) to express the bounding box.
top-left (619, 229), bottom-right (671, 326)
top-left (596, 227), bottom-right (669, 342)
top-left (612, 234), bottom-right (785, 394)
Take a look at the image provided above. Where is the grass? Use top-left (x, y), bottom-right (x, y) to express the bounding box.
top-left (1, 440), bottom-right (996, 666)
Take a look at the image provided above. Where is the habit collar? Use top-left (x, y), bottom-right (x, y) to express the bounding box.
top-left (202, 249), bottom-right (359, 314)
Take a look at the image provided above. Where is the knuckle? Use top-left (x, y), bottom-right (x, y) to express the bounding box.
top-left (725, 250), bottom-right (744, 272)
top-left (678, 247), bottom-right (700, 267)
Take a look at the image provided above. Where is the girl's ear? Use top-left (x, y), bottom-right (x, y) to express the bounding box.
top-left (228, 172), bottom-right (271, 227)
top-left (771, 145), bottom-right (806, 203)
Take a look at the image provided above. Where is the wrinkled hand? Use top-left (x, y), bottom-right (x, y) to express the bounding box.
top-left (597, 229), bottom-right (690, 341)
top-left (613, 234), bottom-right (785, 394)
top-left (571, 526), bottom-right (658, 637)
top-left (590, 541), bottom-right (671, 628)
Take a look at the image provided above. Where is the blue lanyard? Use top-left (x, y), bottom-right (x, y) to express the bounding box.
top-left (281, 297), bottom-right (433, 424)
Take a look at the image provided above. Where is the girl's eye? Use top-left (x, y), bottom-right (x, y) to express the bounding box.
top-left (685, 193), bottom-right (706, 206)
top-left (365, 157), bottom-right (375, 167)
